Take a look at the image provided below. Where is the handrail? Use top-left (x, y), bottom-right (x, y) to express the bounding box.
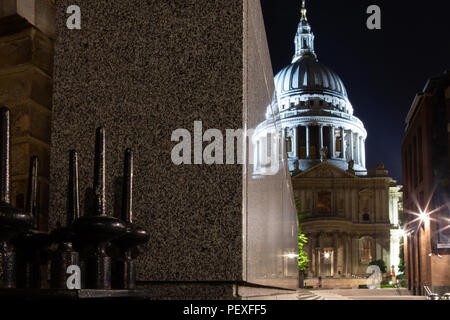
top-left (424, 286), bottom-right (441, 300)
top-left (424, 286), bottom-right (432, 295)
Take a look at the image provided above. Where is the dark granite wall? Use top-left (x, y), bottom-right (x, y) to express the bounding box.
top-left (51, 0), bottom-right (244, 281)
top-left (50, 0), bottom-right (298, 288)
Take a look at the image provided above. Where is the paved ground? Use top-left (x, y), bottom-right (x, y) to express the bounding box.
top-left (310, 288), bottom-right (427, 300)
top-left (251, 288), bottom-right (427, 300)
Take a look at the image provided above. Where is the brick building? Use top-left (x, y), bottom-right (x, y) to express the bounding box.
top-left (402, 70), bottom-right (450, 295)
top-left (0, 0), bottom-right (55, 230)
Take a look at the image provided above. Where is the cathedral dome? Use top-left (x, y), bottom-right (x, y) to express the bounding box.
top-left (274, 57), bottom-right (348, 101)
top-left (255, 0), bottom-right (368, 174)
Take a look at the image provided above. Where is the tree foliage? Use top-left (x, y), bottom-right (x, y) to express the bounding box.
top-left (369, 259), bottom-right (387, 274)
top-left (398, 238), bottom-right (405, 274)
top-left (296, 200), bottom-right (310, 273)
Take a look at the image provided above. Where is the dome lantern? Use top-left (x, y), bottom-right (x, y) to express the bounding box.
top-left (293, 0), bottom-right (317, 63)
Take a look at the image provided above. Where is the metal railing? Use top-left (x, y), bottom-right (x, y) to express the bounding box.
top-left (424, 286), bottom-right (441, 300)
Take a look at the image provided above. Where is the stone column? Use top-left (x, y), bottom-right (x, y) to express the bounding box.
top-left (293, 126), bottom-right (299, 159)
top-left (392, 195), bottom-right (399, 226)
top-left (319, 125), bottom-right (324, 151)
top-left (343, 233), bottom-right (349, 276)
top-left (307, 233), bottom-right (314, 277)
top-left (371, 236), bottom-right (377, 262)
top-left (349, 131), bottom-right (354, 161)
top-left (360, 136), bottom-right (363, 165)
top-left (361, 139), bottom-right (366, 168)
top-left (305, 125), bottom-right (310, 159)
top-left (315, 233), bottom-right (321, 277)
top-left (329, 126), bottom-right (335, 159)
top-left (356, 136), bottom-right (360, 165)
top-left (355, 133), bottom-right (360, 164)
top-left (341, 127), bottom-right (346, 160)
top-left (333, 232), bottom-right (339, 277)
top-left (350, 234), bottom-right (358, 275)
top-left (348, 235), bottom-right (354, 276)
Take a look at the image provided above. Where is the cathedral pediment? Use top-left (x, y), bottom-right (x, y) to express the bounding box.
top-left (358, 188), bottom-right (374, 196)
top-left (292, 162), bottom-right (357, 179)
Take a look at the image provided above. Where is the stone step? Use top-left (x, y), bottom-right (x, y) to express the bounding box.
top-left (297, 292), bottom-right (324, 300)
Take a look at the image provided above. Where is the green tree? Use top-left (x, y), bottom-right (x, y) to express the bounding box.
top-left (398, 238), bottom-right (405, 273)
top-left (369, 259), bottom-right (387, 273)
top-left (296, 200), bottom-right (309, 274)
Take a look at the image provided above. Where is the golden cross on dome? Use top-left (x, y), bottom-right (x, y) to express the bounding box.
top-left (301, 0), bottom-right (308, 20)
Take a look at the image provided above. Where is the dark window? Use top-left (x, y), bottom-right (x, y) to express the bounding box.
top-left (438, 212), bottom-right (450, 244)
top-left (16, 194), bottom-right (24, 209)
top-left (417, 126), bottom-right (423, 183)
top-left (403, 150), bottom-right (409, 198)
top-left (413, 136), bottom-right (418, 188)
top-left (363, 213), bottom-right (370, 222)
top-left (408, 144), bottom-right (412, 189)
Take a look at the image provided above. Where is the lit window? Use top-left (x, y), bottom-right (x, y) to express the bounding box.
top-left (360, 237), bottom-right (373, 263)
top-left (317, 192), bottom-right (331, 213)
top-left (286, 137), bottom-right (293, 153)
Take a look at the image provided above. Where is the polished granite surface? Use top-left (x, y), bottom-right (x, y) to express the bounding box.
top-left (50, 0), bottom-right (297, 289)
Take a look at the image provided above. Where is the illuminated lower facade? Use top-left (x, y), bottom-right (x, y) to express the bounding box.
top-left (292, 164), bottom-right (402, 280)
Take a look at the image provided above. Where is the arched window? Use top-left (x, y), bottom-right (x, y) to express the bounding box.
top-left (303, 38), bottom-right (308, 49)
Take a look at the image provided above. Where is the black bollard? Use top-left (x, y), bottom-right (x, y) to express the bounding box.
top-left (27, 157), bottom-right (39, 228)
top-left (15, 156), bottom-right (52, 289)
top-left (72, 127), bottom-right (126, 289)
top-left (113, 149), bottom-right (149, 289)
top-left (16, 157), bottom-right (40, 288)
top-left (50, 151), bottom-right (81, 289)
top-left (0, 107), bottom-right (33, 288)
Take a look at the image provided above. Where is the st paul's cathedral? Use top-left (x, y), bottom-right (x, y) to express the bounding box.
top-left (255, 2), bottom-right (403, 285)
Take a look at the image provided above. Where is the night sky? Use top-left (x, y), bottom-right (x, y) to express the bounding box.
top-left (260, 0), bottom-right (450, 183)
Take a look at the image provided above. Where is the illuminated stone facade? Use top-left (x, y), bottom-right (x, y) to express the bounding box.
top-left (255, 2), bottom-right (403, 282)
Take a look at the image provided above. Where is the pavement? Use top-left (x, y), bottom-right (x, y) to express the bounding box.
top-left (303, 288), bottom-right (427, 300)
top-left (246, 288), bottom-right (427, 300)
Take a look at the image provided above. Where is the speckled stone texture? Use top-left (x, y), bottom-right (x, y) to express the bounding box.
top-left (50, 0), bottom-right (297, 289)
top-left (244, 1), bottom-right (298, 289)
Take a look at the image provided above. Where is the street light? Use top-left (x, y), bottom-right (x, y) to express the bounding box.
top-left (419, 211), bottom-right (430, 223)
